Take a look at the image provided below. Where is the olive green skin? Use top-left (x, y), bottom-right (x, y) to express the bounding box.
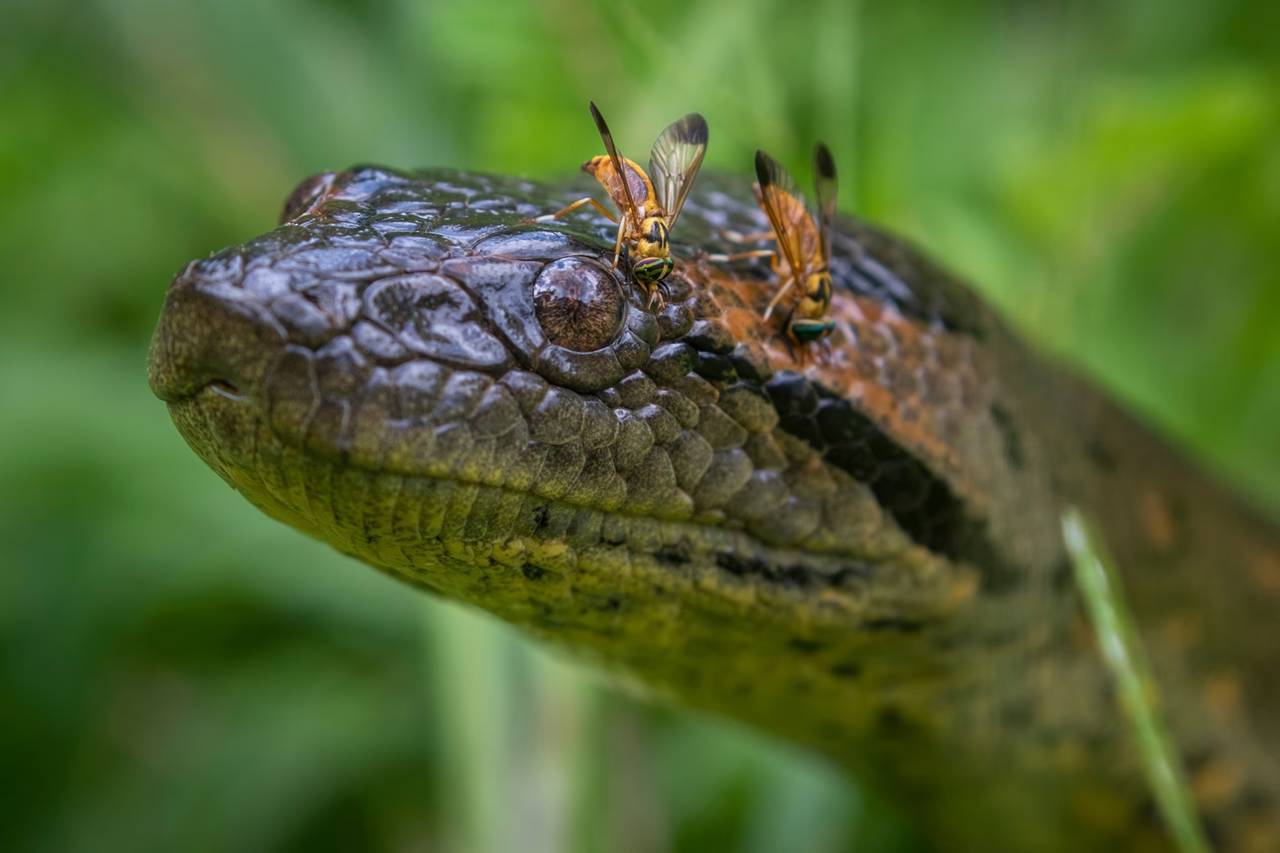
top-left (149, 166), bottom-right (1280, 852)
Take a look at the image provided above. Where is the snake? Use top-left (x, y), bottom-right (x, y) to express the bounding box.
top-left (147, 165), bottom-right (1280, 851)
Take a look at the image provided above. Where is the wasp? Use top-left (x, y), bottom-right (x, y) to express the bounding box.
top-left (714, 144), bottom-right (838, 343)
top-left (536, 101), bottom-right (708, 307)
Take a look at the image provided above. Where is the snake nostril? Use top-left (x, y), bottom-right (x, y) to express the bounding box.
top-left (148, 271), bottom-right (285, 404)
top-left (207, 378), bottom-right (243, 399)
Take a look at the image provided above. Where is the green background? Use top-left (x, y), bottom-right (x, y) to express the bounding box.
top-left (2, 0), bottom-right (1277, 850)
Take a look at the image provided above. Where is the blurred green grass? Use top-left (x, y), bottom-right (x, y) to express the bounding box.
top-left (1, 0), bottom-right (1276, 850)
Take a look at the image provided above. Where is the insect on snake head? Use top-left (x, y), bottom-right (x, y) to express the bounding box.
top-left (790, 318), bottom-right (836, 342)
top-left (632, 255), bottom-right (673, 284)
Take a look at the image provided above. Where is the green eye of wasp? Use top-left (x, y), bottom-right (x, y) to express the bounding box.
top-left (634, 257), bottom-right (673, 283)
top-left (790, 319), bottom-right (836, 342)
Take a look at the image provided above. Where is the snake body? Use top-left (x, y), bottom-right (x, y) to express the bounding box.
top-left (148, 166), bottom-right (1280, 851)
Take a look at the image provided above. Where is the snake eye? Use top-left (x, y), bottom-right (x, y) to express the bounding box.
top-left (533, 257), bottom-right (626, 352)
top-left (279, 172), bottom-right (335, 223)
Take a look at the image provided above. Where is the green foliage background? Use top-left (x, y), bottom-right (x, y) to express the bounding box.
top-left (2, 0), bottom-right (1276, 850)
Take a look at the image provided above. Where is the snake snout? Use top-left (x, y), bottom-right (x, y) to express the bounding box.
top-left (147, 259), bottom-right (286, 404)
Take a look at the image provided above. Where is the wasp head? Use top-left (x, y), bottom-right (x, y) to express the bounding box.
top-left (632, 255), bottom-right (673, 284)
top-left (789, 318), bottom-right (836, 342)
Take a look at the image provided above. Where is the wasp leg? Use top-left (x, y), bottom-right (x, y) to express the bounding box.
top-left (707, 248), bottom-right (776, 263)
top-left (718, 228), bottom-right (775, 244)
top-left (780, 304), bottom-right (805, 359)
top-left (611, 215), bottom-right (629, 270)
top-left (646, 281), bottom-right (666, 311)
top-left (533, 196), bottom-right (619, 223)
top-left (761, 277), bottom-right (798, 321)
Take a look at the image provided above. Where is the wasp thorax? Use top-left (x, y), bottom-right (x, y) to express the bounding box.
top-left (646, 217), bottom-right (670, 248)
top-left (806, 271), bottom-right (832, 306)
top-left (633, 216), bottom-right (669, 256)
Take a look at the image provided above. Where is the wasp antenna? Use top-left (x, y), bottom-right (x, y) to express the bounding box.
top-left (754, 150), bottom-right (773, 189)
top-left (814, 143), bottom-right (836, 180)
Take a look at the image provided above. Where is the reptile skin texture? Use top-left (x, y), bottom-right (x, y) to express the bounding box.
top-left (148, 166), bottom-right (1280, 851)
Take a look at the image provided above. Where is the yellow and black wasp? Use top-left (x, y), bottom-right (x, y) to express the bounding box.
top-left (537, 101), bottom-right (708, 307)
top-left (716, 144), bottom-right (838, 343)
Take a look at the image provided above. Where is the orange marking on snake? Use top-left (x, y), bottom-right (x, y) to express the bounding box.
top-left (685, 260), bottom-right (987, 508)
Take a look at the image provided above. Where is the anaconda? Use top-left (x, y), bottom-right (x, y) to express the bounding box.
top-left (147, 166), bottom-right (1280, 851)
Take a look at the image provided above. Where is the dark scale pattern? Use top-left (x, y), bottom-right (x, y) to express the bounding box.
top-left (765, 371), bottom-right (976, 558)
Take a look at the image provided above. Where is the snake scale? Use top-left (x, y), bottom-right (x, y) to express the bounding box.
top-left (147, 165), bottom-right (1280, 851)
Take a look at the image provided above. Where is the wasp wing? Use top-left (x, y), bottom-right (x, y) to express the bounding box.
top-left (589, 101), bottom-right (643, 227)
top-left (649, 112), bottom-right (708, 229)
top-left (754, 149), bottom-right (808, 280)
top-left (812, 142), bottom-right (838, 267)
